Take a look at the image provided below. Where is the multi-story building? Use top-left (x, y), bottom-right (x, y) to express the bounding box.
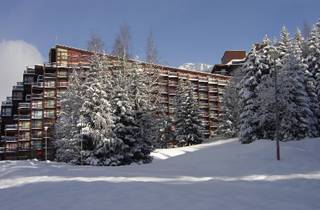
top-left (0, 45), bottom-right (233, 160)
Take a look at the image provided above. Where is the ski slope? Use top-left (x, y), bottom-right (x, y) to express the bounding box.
top-left (1, 138), bottom-right (320, 210)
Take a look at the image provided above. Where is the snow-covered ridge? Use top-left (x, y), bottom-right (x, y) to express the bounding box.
top-left (178, 63), bottom-right (213, 72)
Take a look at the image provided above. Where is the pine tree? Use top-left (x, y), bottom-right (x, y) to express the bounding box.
top-left (278, 26), bottom-right (291, 57)
top-left (55, 69), bottom-right (83, 163)
top-left (78, 53), bottom-right (114, 165)
top-left (156, 110), bottom-right (175, 148)
top-left (305, 20), bottom-right (320, 135)
top-left (276, 43), bottom-right (313, 139)
top-left (255, 34), bottom-right (283, 140)
top-left (107, 58), bottom-right (157, 165)
top-left (239, 45), bottom-right (261, 143)
top-left (215, 69), bottom-right (241, 138)
top-left (174, 79), bottom-right (203, 146)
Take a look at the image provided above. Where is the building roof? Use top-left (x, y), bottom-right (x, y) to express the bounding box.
top-left (221, 51), bottom-right (246, 64)
top-left (54, 44), bottom-right (231, 80)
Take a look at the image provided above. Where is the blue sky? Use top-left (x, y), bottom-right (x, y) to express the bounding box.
top-left (0, 0), bottom-right (319, 66)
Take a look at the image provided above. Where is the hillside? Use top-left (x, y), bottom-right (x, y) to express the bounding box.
top-left (0, 138), bottom-right (320, 210)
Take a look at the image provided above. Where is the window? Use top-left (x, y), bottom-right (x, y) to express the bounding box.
top-left (58, 81), bottom-right (68, 87)
top-left (13, 92), bottom-right (23, 100)
top-left (1, 108), bottom-right (12, 116)
top-left (19, 142), bottom-right (30, 150)
top-left (32, 130), bottom-right (42, 138)
top-left (44, 81), bottom-right (55, 88)
top-left (44, 90), bottom-right (55, 97)
top-left (19, 132), bottom-right (30, 140)
top-left (31, 141), bottom-right (42, 149)
top-left (32, 101), bottom-right (43, 109)
top-left (44, 100), bottom-right (55, 108)
top-left (24, 76), bottom-right (33, 84)
top-left (57, 90), bottom-right (66, 97)
top-left (32, 111), bottom-right (42, 119)
top-left (32, 120), bottom-right (42, 129)
top-left (44, 110), bottom-right (55, 118)
top-left (6, 143), bottom-right (17, 151)
top-left (19, 121), bottom-right (30, 130)
top-left (58, 70), bottom-right (68, 77)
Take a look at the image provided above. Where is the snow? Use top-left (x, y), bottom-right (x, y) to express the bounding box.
top-left (1, 138), bottom-right (320, 210)
top-left (178, 63), bottom-right (213, 72)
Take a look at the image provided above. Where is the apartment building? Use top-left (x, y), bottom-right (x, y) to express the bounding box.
top-left (0, 45), bottom-right (234, 160)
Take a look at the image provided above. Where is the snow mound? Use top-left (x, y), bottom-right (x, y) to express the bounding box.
top-left (0, 138), bottom-right (320, 210)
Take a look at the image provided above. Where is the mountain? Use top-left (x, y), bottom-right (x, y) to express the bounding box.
top-left (178, 63), bottom-right (213, 72)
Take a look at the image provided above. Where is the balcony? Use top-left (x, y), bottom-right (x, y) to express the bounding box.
top-left (168, 81), bottom-right (178, 87)
top-left (2, 100), bottom-right (12, 106)
top-left (57, 71), bottom-right (68, 78)
top-left (18, 103), bottom-right (30, 109)
top-left (199, 87), bottom-right (207, 92)
top-left (31, 115), bottom-right (43, 120)
top-left (57, 81), bottom-right (68, 88)
top-left (5, 145), bottom-right (18, 152)
top-left (24, 69), bottom-right (35, 75)
top-left (32, 82), bottom-right (43, 89)
top-left (218, 80), bottom-right (228, 86)
top-left (32, 124), bottom-right (42, 130)
top-left (32, 94), bottom-right (43, 99)
top-left (18, 145), bottom-right (30, 151)
top-left (1, 111), bottom-right (12, 117)
top-left (12, 96), bottom-right (23, 101)
top-left (2, 136), bottom-right (17, 142)
top-left (44, 115), bottom-right (55, 119)
top-left (19, 115), bottom-right (31, 120)
top-left (13, 85), bottom-right (24, 91)
top-left (44, 73), bottom-right (56, 78)
top-left (5, 124), bottom-right (18, 131)
top-left (209, 96), bottom-right (218, 101)
top-left (32, 104), bottom-right (43, 109)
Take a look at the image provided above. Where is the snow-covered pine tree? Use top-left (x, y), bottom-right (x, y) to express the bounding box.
top-left (305, 20), bottom-right (320, 135)
top-left (78, 53), bottom-right (115, 165)
top-left (293, 29), bottom-right (319, 137)
top-left (108, 58), bottom-right (157, 165)
top-left (294, 29), bottom-right (305, 56)
top-left (278, 26), bottom-right (291, 57)
top-left (155, 107), bottom-right (175, 148)
top-left (55, 69), bottom-right (83, 163)
top-left (174, 79), bottom-right (203, 146)
top-left (239, 45), bottom-right (261, 143)
top-left (215, 68), bottom-right (241, 138)
top-left (128, 62), bottom-right (159, 162)
top-left (278, 47), bottom-right (313, 140)
top-left (255, 73), bottom-right (277, 139)
top-left (254, 35), bottom-right (283, 140)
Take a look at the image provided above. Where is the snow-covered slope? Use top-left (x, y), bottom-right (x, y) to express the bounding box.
top-left (178, 63), bottom-right (213, 72)
top-left (1, 138), bottom-right (320, 210)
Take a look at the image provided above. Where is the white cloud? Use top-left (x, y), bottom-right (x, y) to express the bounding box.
top-left (0, 40), bottom-right (43, 101)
